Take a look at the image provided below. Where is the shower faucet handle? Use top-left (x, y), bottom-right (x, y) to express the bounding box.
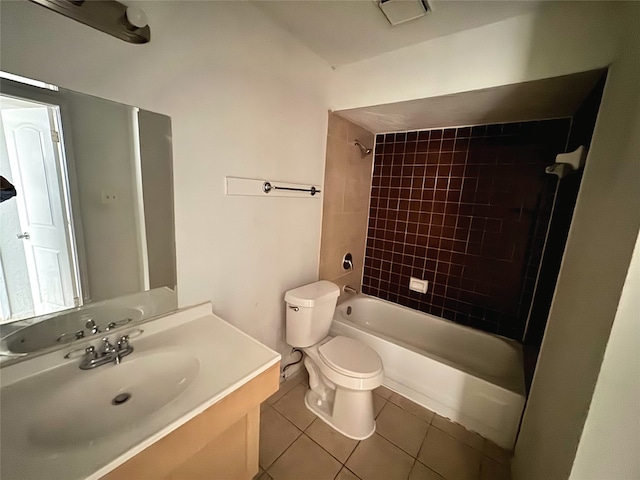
top-left (343, 253), bottom-right (354, 270)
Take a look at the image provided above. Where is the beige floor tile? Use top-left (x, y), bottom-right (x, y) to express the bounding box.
top-left (266, 374), bottom-right (302, 405)
top-left (252, 468), bottom-right (264, 480)
top-left (431, 415), bottom-right (483, 451)
top-left (346, 433), bottom-right (414, 480)
top-left (257, 472), bottom-right (273, 480)
top-left (418, 427), bottom-right (481, 480)
top-left (373, 393), bottom-right (387, 418)
top-left (409, 461), bottom-right (445, 480)
top-left (259, 406), bottom-right (301, 469)
top-left (272, 383), bottom-right (316, 430)
top-left (268, 435), bottom-right (342, 480)
top-left (374, 386), bottom-right (394, 399)
top-left (336, 467), bottom-right (362, 480)
top-left (482, 439), bottom-right (511, 465)
top-left (306, 418), bottom-right (359, 463)
top-left (376, 402), bottom-right (430, 457)
top-left (479, 456), bottom-right (511, 480)
top-left (388, 393), bottom-right (435, 423)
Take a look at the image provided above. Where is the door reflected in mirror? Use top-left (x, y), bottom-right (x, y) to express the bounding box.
top-left (0, 72), bottom-right (176, 354)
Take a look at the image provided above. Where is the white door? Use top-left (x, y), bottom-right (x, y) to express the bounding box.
top-left (1, 106), bottom-right (78, 315)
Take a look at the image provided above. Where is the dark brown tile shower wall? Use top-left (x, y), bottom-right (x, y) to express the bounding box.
top-left (362, 120), bottom-right (571, 339)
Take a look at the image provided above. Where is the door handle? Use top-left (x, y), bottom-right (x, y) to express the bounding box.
top-left (16, 232), bottom-right (30, 240)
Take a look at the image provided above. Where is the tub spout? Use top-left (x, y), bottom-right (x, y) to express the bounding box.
top-left (343, 285), bottom-right (358, 295)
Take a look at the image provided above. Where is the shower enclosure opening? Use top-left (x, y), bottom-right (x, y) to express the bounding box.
top-left (352, 72), bottom-right (606, 391)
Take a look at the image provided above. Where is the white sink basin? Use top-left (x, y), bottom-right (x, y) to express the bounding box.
top-left (28, 352), bottom-right (200, 448)
top-left (1, 287), bottom-right (177, 356)
top-left (0, 303), bottom-right (280, 480)
top-left (3, 305), bottom-right (143, 354)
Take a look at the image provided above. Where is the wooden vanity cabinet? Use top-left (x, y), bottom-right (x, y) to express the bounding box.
top-left (102, 363), bottom-right (279, 480)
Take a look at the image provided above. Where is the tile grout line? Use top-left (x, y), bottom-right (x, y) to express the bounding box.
top-left (263, 389), bottom-right (510, 480)
top-left (260, 400), bottom-right (306, 473)
top-left (329, 395), bottom-right (395, 478)
top-left (261, 427), bottom-right (303, 474)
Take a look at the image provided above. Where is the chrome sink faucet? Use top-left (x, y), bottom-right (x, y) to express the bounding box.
top-left (56, 318), bottom-right (133, 344)
top-left (79, 335), bottom-right (133, 370)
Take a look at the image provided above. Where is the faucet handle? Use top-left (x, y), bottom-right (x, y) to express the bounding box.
top-left (85, 345), bottom-right (98, 360)
top-left (117, 335), bottom-right (130, 351)
top-left (101, 337), bottom-right (116, 354)
top-left (105, 318), bottom-right (133, 331)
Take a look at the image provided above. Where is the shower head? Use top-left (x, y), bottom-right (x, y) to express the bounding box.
top-left (354, 140), bottom-right (372, 157)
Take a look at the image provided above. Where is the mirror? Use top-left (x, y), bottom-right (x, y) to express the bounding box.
top-left (0, 72), bottom-right (177, 360)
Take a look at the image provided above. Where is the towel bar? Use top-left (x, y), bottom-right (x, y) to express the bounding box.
top-left (262, 181), bottom-right (320, 196)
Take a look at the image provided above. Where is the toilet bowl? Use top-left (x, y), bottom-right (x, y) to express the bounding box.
top-left (284, 281), bottom-right (384, 440)
top-left (302, 336), bottom-right (383, 439)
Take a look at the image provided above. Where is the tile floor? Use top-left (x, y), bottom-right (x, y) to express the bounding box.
top-left (257, 373), bottom-right (511, 480)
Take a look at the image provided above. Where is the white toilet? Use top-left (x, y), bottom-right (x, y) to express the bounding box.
top-left (284, 280), bottom-right (384, 440)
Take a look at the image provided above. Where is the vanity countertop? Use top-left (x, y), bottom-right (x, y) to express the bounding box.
top-left (0, 303), bottom-right (281, 480)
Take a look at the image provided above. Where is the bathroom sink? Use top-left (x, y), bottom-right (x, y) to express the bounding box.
top-left (0, 287), bottom-right (178, 358)
top-left (28, 351), bottom-right (200, 448)
top-left (2, 305), bottom-right (144, 354)
top-left (0, 303), bottom-right (281, 480)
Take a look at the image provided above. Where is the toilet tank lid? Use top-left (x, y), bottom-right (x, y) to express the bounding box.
top-left (284, 281), bottom-right (340, 307)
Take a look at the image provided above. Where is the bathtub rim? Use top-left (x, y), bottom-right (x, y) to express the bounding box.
top-left (338, 293), bottom-right (522, 347)
top-left (334, 294), bottom-right (525, 396)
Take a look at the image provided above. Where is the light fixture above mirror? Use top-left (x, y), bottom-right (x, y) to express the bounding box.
top-left (28, 0), bottom-right (150, 44)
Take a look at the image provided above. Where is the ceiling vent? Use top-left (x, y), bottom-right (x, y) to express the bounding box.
top-left (378, 0), bottom-right (433, 26)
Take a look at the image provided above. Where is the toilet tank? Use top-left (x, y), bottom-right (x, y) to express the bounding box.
top-left (284, 281), bottom-right (340, 347)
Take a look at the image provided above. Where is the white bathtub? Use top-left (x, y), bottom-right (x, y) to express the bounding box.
top-left (329, 295), bottom-right (525, 449)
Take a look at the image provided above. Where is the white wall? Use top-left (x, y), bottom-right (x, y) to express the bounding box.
top-left (329, 1), bottom-right (623, 111)
top-left (569, 230), bottom-right (640, 480)
top-left (65, 94), bottom-right (142, 302)
top-left (0, 0), bottom-right (331, 359)
top-left (138, 110), bottom-right (176, 292)
top-left (512, 3), bottom-right (640, 479)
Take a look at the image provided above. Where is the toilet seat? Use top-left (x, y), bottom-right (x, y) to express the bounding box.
top-left (304, 336), bottom-right (384, 391)
top-left (319, 336), bottom-right (383, 379)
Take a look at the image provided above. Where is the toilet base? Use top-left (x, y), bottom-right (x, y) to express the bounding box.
top-left (304, 388), bottom-right (376, 441)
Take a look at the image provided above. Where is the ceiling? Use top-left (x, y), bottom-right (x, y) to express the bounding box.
top-left (334, 69), bottom-right (606, 134)
top-left (251, 0), bottom-right (542, 67)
